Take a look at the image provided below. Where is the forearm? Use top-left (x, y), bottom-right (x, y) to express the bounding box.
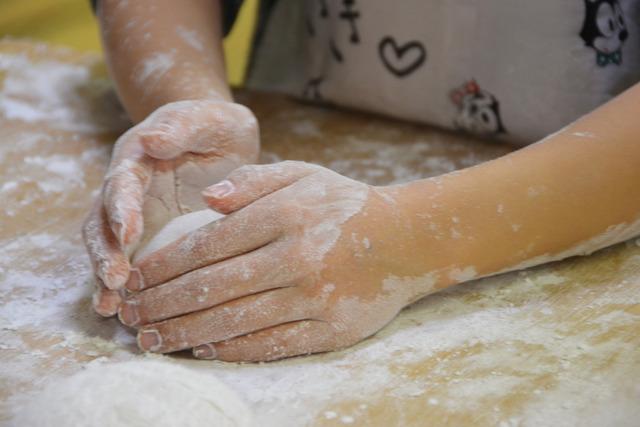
top-left (98, 0), bottom-right (232, 122)
top-left (394, 82), bottom-right (640, 295)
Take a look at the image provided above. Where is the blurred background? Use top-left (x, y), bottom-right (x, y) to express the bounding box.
top-left (0, 0), bottom-right (258, 86)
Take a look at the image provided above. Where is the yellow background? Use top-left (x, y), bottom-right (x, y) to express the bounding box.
top-left (0, 0), bottom-right (257, 86)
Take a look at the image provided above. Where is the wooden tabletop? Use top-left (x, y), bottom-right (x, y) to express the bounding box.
top-left (1, 40), bottom-right (639, 426)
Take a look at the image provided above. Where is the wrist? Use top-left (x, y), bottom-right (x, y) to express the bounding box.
top-left (126, 78), bottom-right (233, 123)
top-left (363, 184), bottom-right (460, 304)
top-left (382, 176), bottom-right (490, 301)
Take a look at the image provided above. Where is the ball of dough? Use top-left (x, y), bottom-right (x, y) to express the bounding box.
top-left (12, 360), bottom-right (252, 427)
top-left (133, 209), bottom-right (225, 263)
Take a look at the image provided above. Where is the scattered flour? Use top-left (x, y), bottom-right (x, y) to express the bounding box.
top-left (2, 43), bottom-right (640, 427)
top-left (324, 136), bottom-right (500, 186)
top-left (0, 52), bottom-right (128, 132)
top-left (176, 26), bottom-right (204, 52)
top-left (0, 181), bottom-right (17, 192)
top-left (24, 155), bottom-right (85, 188)
top-left (137, 51), bottom-right (175, 86)
top-left (571, 131), bottom-right (596, 138)
top-left (449, 266), bottom-right (478, 283)
top-left (290, 119), bottom-right (322, 137)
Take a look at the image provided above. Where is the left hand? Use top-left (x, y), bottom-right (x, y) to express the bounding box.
top-left (82, 99), bottom-right (259, 316)
top-left (118, 161), bottom-right (428, 362)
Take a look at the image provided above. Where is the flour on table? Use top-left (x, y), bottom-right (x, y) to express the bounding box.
top-left (12, 359), bottom-right (252, 427)
top-left (133, 209), bottom-right (225, 263)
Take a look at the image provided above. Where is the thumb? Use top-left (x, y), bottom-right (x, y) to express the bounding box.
top-left (202, 161), bottom-right (322, 214)
top-left (137, 100), bottom-right (258, 160)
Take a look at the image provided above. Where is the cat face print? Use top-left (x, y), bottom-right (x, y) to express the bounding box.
top-left (450, 80), bottom-right (505, 137)
top-left (580, 0), bottom-right (628, 66)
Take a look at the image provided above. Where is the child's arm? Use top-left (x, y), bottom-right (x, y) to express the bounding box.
top-left (84, 0), bottom-right (259, 316)
top-left (117, 82), bottom-right (640, 361)
top-left (98, 0), bottom-right (231, 120)
top-left (393, 81), bottom-right (640, 296)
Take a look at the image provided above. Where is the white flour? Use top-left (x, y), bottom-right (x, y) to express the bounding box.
top-left (0, 49), bottom-right (128, 133)
top-left (3, 222), bottom-right (639, 426)
top-left (176, 26), bottom-right (204, 52)
top-left (1, 43), bottom-right (640, 427)
top-left (137, 51), bottom-right (175, 86)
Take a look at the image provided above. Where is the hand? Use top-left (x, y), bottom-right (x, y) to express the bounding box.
top-left (118, 161), bottom-right (430, 362)
top-left (83, 99), bottom-right (259, 316)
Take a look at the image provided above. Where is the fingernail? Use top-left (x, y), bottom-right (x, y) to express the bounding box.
top-left (138, 131), bottom-right (179, 159)
top-left (125, 268), bottom-right (144, 291)
top-left (92, 285), bottom-right (122, 317)
top-left (117, 300), bottom-right (140, 327)
top-left (99, 264), bottom-right (128, 290)
top-left (203, 180), bottom-right (234, 199)
top-left (137, 329), bottom-right (162, 352)
top-left (193, 344), bottom-right (217, 360)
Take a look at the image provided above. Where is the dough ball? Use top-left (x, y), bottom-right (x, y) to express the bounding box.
top-left (133, 209), bottom-right (225, 263)
top-left (12, 360), bottom-right (252, 427)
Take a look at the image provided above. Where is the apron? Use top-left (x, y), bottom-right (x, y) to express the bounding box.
top-left (246, 0), bottom-right (640, 145)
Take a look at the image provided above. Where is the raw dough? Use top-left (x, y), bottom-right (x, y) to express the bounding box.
top-left (12, 359), bottom-right (252, 427)
top-left (133, 209), bottom-right (225, 263)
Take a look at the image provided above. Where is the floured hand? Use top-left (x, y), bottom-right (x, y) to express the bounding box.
top-left (82, 99), bottom-right (259, 316)
top-left (118, 161), bottom-right (432, 362)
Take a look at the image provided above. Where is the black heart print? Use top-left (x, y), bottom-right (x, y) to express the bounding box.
top-left (378, 36), bottom-right (426, 78)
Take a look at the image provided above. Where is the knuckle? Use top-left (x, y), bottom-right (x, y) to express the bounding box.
top-left (225, 103), bottom-right (259, 137)
top-left (138, 104), bottom-right (190, 138)
top-left (274, 200), bottom-right (299, 222)
top-left (280, 160), bottom-right (320, 174)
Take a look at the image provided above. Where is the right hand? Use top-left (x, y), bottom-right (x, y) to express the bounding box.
top-left (82, 99), bottom-right (260, 316)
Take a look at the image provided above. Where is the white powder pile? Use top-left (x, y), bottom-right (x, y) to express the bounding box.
top-left (12, 360), bottom-right (252, 427)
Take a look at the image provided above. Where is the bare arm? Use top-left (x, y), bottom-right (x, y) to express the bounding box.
top-left (392, 81), bottom-right (640, 297)
top-left (98, 0), bottom-right (232, 122)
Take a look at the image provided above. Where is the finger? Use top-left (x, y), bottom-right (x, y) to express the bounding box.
top-left (119, 242), bottom-right (306, 326)
top-left (193, 320), bottom-right (338, 362)
top-left (103, 156), bottom-right (153, 248)
top-left (137, 101), bottom-right (258, 160)
top-left (129, 202), bottom-right (284, 289)
top-left (82, 201), bottom-right (130, 290)
top-left (92, 278), bottom-right (123, 317)
top-left (136, 287), bottom-right (317, 353)
top-left (202, 161), bottom-right (321, 214)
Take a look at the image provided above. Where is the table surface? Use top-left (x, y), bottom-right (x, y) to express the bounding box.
top-left (1, 40), bottom-right (639, 427)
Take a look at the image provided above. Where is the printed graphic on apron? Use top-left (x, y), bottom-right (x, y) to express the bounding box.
top-left (580, 0), bottom-right (628, 66)
top-left (450, 80), bottom-right (506, 136)
top-left (378, 36), bottom-right (427, 78)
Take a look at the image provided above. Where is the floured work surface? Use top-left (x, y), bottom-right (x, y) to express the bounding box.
top-left (1, 40), bottom-right (639, 427)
